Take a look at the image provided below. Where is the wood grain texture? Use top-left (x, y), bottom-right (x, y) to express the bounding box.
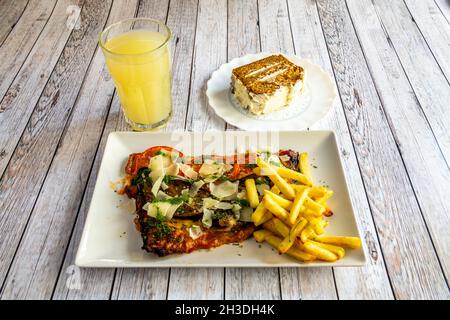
top-left (167, 0), bottom-right (227, 300)
top-left (0, 0), bottom-right (56, 99)
top-left (0, 0), bottom-right (448, 300)
top-left (371, 0), bottom-right (450, 163)
top-left (317, 0), bottom-right (449, 299)
top-left (184, 0), bottom-right (228, 132)
top-left (108, 0), bottom-right (172, 300)
top-left (0, 0), bottom-right (82, 177)
top-left (224, 0), bottom-right (282, 300)
top-left (348, 0), bottom-right (450, 290)
top-left (279, 268), bottom-right (337, 300)
top-left (0, 0), bottom-right (113, 299)
top-left (52, 95), bottom-right (124, 300)
top-left (287, 0), bottom-right (393, 300)
top-left (255, 0), bottom-right (340, 300)
top-left (1, 0), bottom-right (139, 301)
top-left (434, 0), bottom-right (450, 22)
top-left (404, 0), bottom-right (450, 80)
top-left (165, 0), bottom-right (198, 131)
top-left (0, 0), bottom-right (29, 44)
top-left (258, 0), bottom-right (294, 54)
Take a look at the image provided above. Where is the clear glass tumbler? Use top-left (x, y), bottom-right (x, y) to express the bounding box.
top-left (99, 18), bottom-right (172, 131)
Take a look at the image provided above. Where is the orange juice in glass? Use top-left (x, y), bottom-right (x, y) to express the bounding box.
top-left (99, 18), bottom-right (172, 131)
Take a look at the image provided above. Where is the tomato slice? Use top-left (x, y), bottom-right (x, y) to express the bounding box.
top-left (125, 146), bottom-right (184, 175)
top-left (229, 163), bottom-right (240, 180)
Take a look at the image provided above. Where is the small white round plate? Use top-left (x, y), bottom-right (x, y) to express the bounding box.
top-left (206, 52), bottom-right (337, 130)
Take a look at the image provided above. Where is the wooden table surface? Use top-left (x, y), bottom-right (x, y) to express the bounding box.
top-left (0, 0), bottom-right (449, 300)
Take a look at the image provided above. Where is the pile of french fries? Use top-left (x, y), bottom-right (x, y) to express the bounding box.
top-left (245, 152), bottom-right (361, 262)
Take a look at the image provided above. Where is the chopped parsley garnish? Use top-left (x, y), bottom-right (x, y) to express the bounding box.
top-left (154, 150), bottom-right (166, 156)
top-left (246, 163), bottom-right (257, 169)
top-left (255, 177), bottom-right (269, 185)
top-left (132, 167), bottom-right (152, 186)
top-left (236, 199), bottom-right (250, 207)
top-left (218, 175), bottom-right (230, 182)
top-left (162, 175), bottom-right (174, 184)
top-left (152, 192), bottom-right (189, 205)
top-left (147, 210), bottom-right (173, 240)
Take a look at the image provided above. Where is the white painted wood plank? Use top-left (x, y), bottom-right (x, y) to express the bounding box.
top-left (0, 0), bottom-right (81, 177)
top-left (167, 0), bottom-right (227, 300)
top-left (226, 268), bottom-right (280, 300)
top-left (184, 0), bottom-right (228, 132)
top-left (0, 0), bottom-right (114, 299)
top-left (286, 0), bottom-right (393, 300)
top-left (52, 95), bottom-right (125, 300)
top-left (434, 0), bottom-right (450, 25)
top-left (2, 0), bottom-right (138, 301)
top-left (225, 0), bottom-right (282, 300)
top-left (0, 0), bottom-right (29, 44)
top-left (348, 0), bottom-right (450, 291)
top-left (111, 268), bottom-right (169, 300)
top-left (109, 0), bottom-right (197, 300)
top-left (316, 0), bottom-right (449, 299)
top-left (371, 0), bottom-right (450, 163)
top-left (405, 0), bottom-right (450, 81)
top-left (258, 0), bottom-right (294, 54)
top-left (251, 0), bottom-right (337, 300)
top-left (279, 268), bottom-right (337, 300)
top-left (0, 0), bottom-right (56, 98)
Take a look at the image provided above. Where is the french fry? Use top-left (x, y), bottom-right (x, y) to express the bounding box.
top-left (245, 178), bottom-right (259, 208)
top-left (289, 187), bottom-right (310, 224)
top-left (272, 166), bottom-right (312, 186)
top-left (308, 186), bottom-right (328, 199)
top-left (263, 194), bottom-right (289, 220)
top-left (278, 218), bottom-right (307, 253)
top-left (271, 218), bottom-right (290, 237)
top-left (263, 190), bottom-right (292, 210)
top-left (262, 219), bottom-right (280, 236)
top-left (300, 225), bottom-right (316, 243)
top-left (314, 235), bottom-right (362, 249)
top-left (303, 197), bottom-right (325, 215)
top-left (256, 158), bottom-right (296, 199)
top-left (253, 229), bottom-right (272, 242)
top-left (251, 202), bottom-right (267, 224)
top-left (265, 235), bottom-right (316, 262)
top-left (311, 218), bottom-right (327, 235)
top-left (309, 240), bottom-right (345, 259)
top-left (302, 241), bottom-right (338, 262)
top-left (298, 152), bottom-right (313, 183)
top-left (255, 210), bottom-right (273, 226)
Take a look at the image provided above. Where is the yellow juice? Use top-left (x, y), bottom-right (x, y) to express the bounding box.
top-left (104, 30), bottom-right (171, 130)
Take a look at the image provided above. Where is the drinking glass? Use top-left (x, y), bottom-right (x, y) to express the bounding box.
top-left (99, 18), bottom-right (172, 131)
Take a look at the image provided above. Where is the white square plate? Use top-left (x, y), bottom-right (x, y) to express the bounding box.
top-left (76, 131), bottom-right (366, 267)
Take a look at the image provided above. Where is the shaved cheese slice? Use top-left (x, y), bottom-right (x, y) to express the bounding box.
top-left (232, 203), bottom-right (242, 219)
top-left (189, 180), bottom-right (205, 196)
top-left (188, 225), bottom-right (203, 240)
top-left (165, 163), bottom-right (180, 176)
top-left (156, 191), bottom-right (170, 200)
top-left (256, 183), bottom-right (270, 196)
top-left (203, 197), bottom-right (219, 209)
top-left (239, 207), bottom-right (253, 222)
top-left (180, 163), bottom-right (198, 180)
top-left (214, 202), bottom-right (234, 210)
top-left (209, 181), bottom-right (239, 200)
top-left (202, 208), bottom-right (214, 228)
top-left (279, 154), bottom-right (290, 162)
top-left (151, 175), bottom-right (164, 196)
top-left (198, 160), bottom-right (232, 181)
top-left (160, 181), bottom-right (169, 190)
top-left (144, 201), bottom-right (183, 220)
